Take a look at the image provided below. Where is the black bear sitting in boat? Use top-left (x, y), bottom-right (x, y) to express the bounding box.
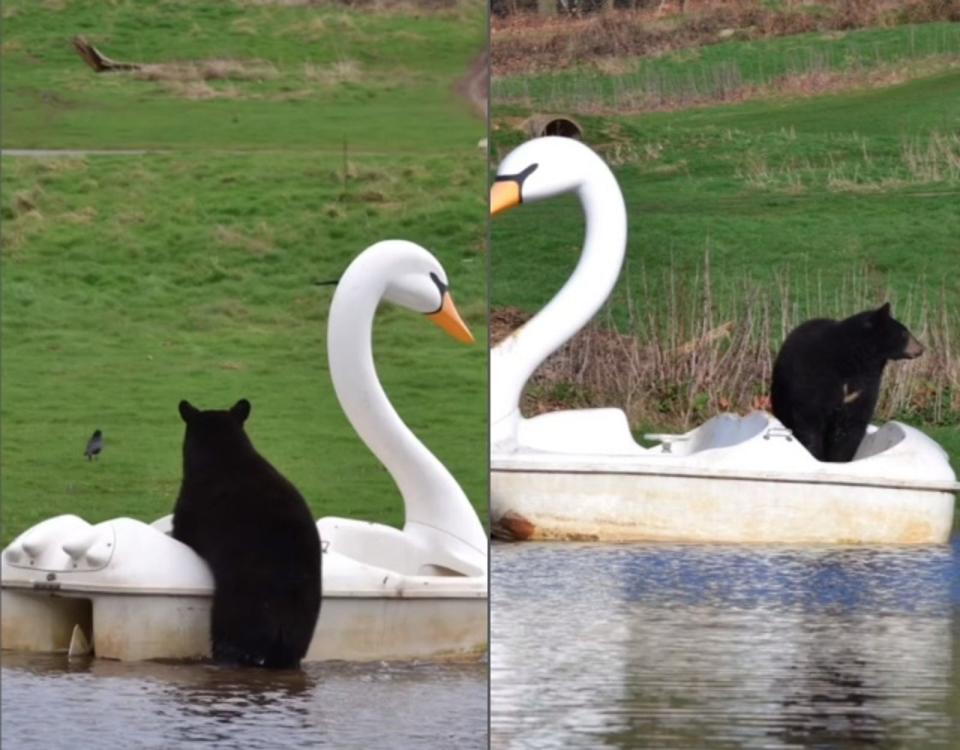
top-left (771, 303), bottom-right (923, 462)
top-left (172, 399), bottom-right (321, 668)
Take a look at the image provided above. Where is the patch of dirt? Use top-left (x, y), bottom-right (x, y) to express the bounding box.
top-left (213, 224), bottom-right (275, 256)
top-left (490, 306), bottom-right (531, 346)
top-left (235, 0), bottom-right (466, 13)
top-left (61, 207), bottom-right (99, 225)
top-left (455, 49), bottom-right (488, 119)
top-left (135, 59), bottom-right (279, 83)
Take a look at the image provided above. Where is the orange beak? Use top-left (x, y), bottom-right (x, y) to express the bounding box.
top-left (427, 292), bottom-right (474, 344)
top-left (490, 180), bottom-right (521, 216)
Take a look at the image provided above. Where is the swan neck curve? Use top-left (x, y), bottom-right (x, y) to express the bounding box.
top-left (327, 247), bottom-right (486, 572)
top-left (491, 162), bottom-right (628, 447)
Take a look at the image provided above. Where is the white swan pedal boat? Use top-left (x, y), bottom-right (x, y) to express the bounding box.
top-left (489, 137), bottom-right (958, 544)
top-left (2, 241), bottom-right (488, 662)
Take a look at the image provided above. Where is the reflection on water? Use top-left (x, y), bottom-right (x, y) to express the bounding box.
top-left (1, 654), bottom-right (487, 749)
top-left (492, 539), bottom-right (960, 749)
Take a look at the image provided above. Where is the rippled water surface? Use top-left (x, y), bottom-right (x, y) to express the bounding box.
top-left (2, 654), bottom-right (487, 749)
top-left (492, 538), bottom-right (960, 749)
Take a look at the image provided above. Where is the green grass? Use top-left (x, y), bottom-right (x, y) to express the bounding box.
top-left (492, 70), bottom-right (960, 315)
top-left (1, 151), bottom-right (487, 547)
top-left (2, 0), bottom-right (483, 151)
top-left (492, 44), bottom-right (960, 472)
top-left (1, 1), bottom-right (488, 548)
top-left (493, 23), bottom-right (960, 111)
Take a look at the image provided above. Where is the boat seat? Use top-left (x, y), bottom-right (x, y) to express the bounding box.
top-left (317, 517), bottom-right (429, 576)
top-left (853, 423), bottom-right (903, 460)
top-left (518, 408), bottom-right (646, 455)
top-left (684, 411), bottom-right (771, 454)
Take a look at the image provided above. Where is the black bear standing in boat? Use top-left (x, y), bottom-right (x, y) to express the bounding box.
top-left (771, 303), bottom-right (923, 463)
top-left (172, 399), bottom-right (321, 668)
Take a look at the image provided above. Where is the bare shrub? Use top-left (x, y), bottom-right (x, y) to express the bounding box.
top-left (493, 259), bottom-right (959, 432)
top-left (492, 1), bottom-right (960, 75)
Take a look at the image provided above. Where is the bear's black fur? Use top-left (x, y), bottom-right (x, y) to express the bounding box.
top-left (771, 303), bottom-right (923, 462)
top-left (172, 399), bottom-right (321, 669)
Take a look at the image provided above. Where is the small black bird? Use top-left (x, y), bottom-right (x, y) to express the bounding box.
top-left (84, 429), bottom-right (103, 461)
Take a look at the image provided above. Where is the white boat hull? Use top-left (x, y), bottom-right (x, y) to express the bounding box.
top-left (2, 514), bottom-right (487, 662)
top-left (492, 467), bottom-right (956, 544)
top-left (492, 413), bottom-right (958, 544)
top-left (1, 589), bottom-right (486, 662)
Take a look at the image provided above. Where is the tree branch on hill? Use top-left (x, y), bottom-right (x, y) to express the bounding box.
top-left (72, 36), bottom-right (142, 73)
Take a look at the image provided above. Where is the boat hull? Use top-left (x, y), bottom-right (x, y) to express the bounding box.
top-left (1, 515), bottom-right (487, 663)
top-left (492, 467), bottom-right (956, 544)
top-left (492, 414), bottom-right (958, 544)
top-left (1, 588), bottom-right (487, 662)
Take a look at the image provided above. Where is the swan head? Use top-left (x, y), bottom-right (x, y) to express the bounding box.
top-left (491, 136), bottom-right (608, 215)
top-left (345, 240), bottom-right (475, 344)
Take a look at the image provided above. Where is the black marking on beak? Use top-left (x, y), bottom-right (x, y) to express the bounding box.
top-left (493, 163), bottom-right (538, 202)
top-left (427, 272), bottom-right (448, 314)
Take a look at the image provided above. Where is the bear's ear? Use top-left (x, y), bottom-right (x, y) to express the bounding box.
top-left (230, 399), bottom-right (251, 424)
top-left (876, 302), bottom-right (891, 318)
top-left (179, 400), bottom-right (199, 424)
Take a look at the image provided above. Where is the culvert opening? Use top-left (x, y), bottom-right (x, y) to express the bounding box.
top-left (543, 118), bottom-right (582, 139)
top-left (523, 114), bottom-right (583, 140)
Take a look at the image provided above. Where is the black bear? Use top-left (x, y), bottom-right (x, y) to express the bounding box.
top-left (172, 399), bottom-right (321, 668)
top-left (771, 303), bottom-right (923, 463)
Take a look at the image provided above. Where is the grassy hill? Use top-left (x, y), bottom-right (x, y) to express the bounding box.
top-left (1, 0), bottom-right (483, 151)
top-left (491, 26), bottom-right (960, 465)
top-left (494, 22), bottom-right (960, 109)
top-left (1, 1), bottom-right (487, 546)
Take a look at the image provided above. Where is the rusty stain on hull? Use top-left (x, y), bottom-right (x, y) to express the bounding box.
top-left (493, 512), bottom-right (536, 541)
top-left (491, 470), bottom-right (955, 544)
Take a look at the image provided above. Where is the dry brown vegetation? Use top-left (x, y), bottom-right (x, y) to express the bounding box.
top-left (213, 223), bottom-right (277, 256)
top-left (492, 261), bottom-right (960, 432)
top-left (492, 0), bottom-right (960, 74)
top-left (130, 59), bottom-right (277, 99)
top-left (303, 59), bottom-right (363, 85)
top-left (234, 0), bottom-right (475, 16)
top-left (135, 61), bottom-right (271, 83)
top-left (455, 49), bottom-right (490, 119)
top-left (736, 130), bottom-right (960, 194)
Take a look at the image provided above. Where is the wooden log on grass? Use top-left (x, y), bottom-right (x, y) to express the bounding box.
top-left (72, 36), bottom-right (141, 73)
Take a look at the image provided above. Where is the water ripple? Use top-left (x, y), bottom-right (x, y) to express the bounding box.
top-left (492, 537), bottom-right (960, 749)
top-left (2, 655), bottom-right (487, 749)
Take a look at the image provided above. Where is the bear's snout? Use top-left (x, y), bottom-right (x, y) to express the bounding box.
top-left (903, 335), bottom-right (924, 359)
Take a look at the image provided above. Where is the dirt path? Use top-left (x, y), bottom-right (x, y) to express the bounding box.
top-left (1, 149), bottom-right (161, 157)
top-left (0, 146), bottom-right (473, 158)
top-left (455, 50), bottom-right (488, 120)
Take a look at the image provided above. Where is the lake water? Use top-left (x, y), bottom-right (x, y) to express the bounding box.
top-left (492, 538), bottom-right (960, 749)
top-left (1, 654), bottom-right (487, 749)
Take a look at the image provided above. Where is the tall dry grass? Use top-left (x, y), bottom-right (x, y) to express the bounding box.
top-left (493, 0), bottom-right (960, 75)
top-left (492, 259), bottom-right (960, 432)
top-left (736, 129), bottom-right (960, 194)
top-left (500, 54), bottom-right (960, 115)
